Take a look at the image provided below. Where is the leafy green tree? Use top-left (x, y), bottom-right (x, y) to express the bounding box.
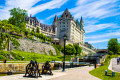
top-left (36, 27), bottom-right (40, 33)
top-left (52, 44), bottom-right (62, 55)
top-left (23, 29), bottom-right (29, 37)
top-left (9, 7), bottom-right (27, 29)
top-left (74, 44), bottom-right (82, 56)
top-left (1, 19), bottom-right (8, 24)
top-left (118, 43), bottom-right (120, 54)
top-left (8, 17), bottom-right (15, 25)
top-left (0, 32), bottom-right (20, 50)
top-left (32, 28), bottom-right (35, 33)
top-left (109, 51), bottom-right (114, 55)
top-left (108, 38), bottom-right (119, 54)
top-left (47, 37), bottom-right (52, 42)
top-left (62, 44), bottom-right (76, 55)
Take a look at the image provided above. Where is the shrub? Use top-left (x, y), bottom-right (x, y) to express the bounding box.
top-left (118, 52), bottom-right (120, 54)
top-left (52, 44), bottom-right (61, 55)
top-left (108, 51), bottom-right (114, 55)
top-left (49, 50), bottom-right (54, 56)
top-left (0, 55), bottom-right (5, 60)
top-left (43, 49), bottom-right (47, 55)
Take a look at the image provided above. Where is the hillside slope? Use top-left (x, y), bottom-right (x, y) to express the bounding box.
top-left (10, 39), bottom-right (56, 55)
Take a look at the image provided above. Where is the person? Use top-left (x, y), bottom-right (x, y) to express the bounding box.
top-left (117, 57), bottom-right (119, 65)
top-left (119, 57), bottom-right (120, 64)
top-left (94, 60), bottom-right (97, 69)
top-left (4, 59), bottom-right (6, 63)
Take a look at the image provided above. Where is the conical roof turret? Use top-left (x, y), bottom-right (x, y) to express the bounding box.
top-left (53, 15), bottom-right (58, 22)
top-left (80, 16), bottom-right (83, 23)
top-left (60, 8), bottom-right (73, 19)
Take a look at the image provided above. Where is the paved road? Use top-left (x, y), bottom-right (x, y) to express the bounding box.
top-left (49, 66), bottom-right (101, 80)
top-left (112, 58), bottom-right (120, 72)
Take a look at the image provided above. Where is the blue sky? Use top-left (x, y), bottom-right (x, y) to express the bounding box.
top-left (0, 0), bottom-right (120, 49)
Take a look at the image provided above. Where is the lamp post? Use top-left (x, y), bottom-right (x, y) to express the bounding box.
top-left (62, 34), bottom-right (67, 72)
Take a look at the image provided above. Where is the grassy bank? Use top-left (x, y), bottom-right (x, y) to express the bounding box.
top-left (89, 55), bottom-right (120, 80)
top-left (0, 50), bottom-right (72, 63)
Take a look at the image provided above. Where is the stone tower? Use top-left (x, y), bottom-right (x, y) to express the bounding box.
top-left (56, 8), bottom-right (85, 45)
top-left (57, 8), bottom-right (74, 41)
top-left (52, 15), bottom-right (58, 35)
top-left (80, 16), bottom-right (84, 29)
top-left (80, 16), bottom-right (85, 44)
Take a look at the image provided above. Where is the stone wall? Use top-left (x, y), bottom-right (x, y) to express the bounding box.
top-left (10, 39), bottom-right (56, 55)
top-left (79, 44), bottom-right (96, 54)
top-left (0, 63), bottom-right (54, 72)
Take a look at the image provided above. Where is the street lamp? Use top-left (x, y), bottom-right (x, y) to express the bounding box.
top-left (62, 33), bottom-right (67, 72)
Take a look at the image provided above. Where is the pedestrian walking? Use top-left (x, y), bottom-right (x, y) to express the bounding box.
top-left (119, 57), bottom-right (120, 64)
top-left (117, 57), bottom-right (119, 65)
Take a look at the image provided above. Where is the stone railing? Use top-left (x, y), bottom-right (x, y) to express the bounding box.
top-left (79, 44), bottom-right (96, 54)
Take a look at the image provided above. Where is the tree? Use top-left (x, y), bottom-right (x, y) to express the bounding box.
top-left (62, 44), bottom-right (76, 55)
top-left (118, 43), bottom-right (120, 54)
top-left (74, 44), bottom-right (82, 56)
top-left (36, 27), bottom-right (40, 33)
top-left (1, 19), bottom-right (8, 24)
top-left (32, 28), bottom-right (35, 33)
top-left (0, 32), bottom-right (20, 51)
top-left (48, 37), bottom-right (52, 42)
top-left (108, 38), bottom-right (119, 54)
top-left (9, 7), bottom-right (27, 29)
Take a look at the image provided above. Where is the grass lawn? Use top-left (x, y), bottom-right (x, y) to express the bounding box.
top-left (89, 55), bottom-right (120, 80)
top-left (0, 50), bottom-right (71, 63)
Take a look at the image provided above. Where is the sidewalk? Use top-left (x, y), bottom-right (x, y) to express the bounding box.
top-left (49, 66), bottom-right (101, 80)
top-left (0, 66), bottom-right (101, 80)
top-left (112, 58), bottom-right (120, 72)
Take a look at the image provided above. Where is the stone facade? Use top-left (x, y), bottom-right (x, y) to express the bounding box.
top-left (56, 9), bottom-right (85, 44)
top-left (10, 39), bottom-right (56, 55)
top-left (26, 15), bottom-right (56, 37)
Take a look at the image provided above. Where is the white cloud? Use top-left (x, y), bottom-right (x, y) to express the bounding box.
top-left (71, 0), bottom-right (119, 19)
top-left (46, 0), bottom-right (119, 22)
top-left (5, 0), bottom-right (40, 10)
top-left (89, 38), bottom-right (120, 44)
top-left (89, 39), bottom-right (109, 43)
top-left (85, 23), bottom-right (117, 33)
top-left (86, 29), bottom-right (120, 39)
top-left (0, 0), bottom-right (41, 20)
top-left (46, 11), bottom-right (63, 20)
top-left (29, 0), bottom-right (68, 15)
top-left (0, 0), bottom-right (68, 20)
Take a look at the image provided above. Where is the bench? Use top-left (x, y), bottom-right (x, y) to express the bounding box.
top-left (105, 70), bottom-right (115, 76)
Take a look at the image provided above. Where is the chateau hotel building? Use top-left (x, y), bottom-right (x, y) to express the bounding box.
top-left (26, 8), bottom-right (85, 45)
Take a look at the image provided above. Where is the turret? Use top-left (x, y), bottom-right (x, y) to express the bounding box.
top-left (53, 15), bottom-right (58, 23)
top-left (80, 16), bottom-right (84, 29)
top-left (52, 15), bottom-right (58, 35)
top-left (60, 8), bottom-right (73, 19)
top-left (30, 14), bottom-right (32, 17)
